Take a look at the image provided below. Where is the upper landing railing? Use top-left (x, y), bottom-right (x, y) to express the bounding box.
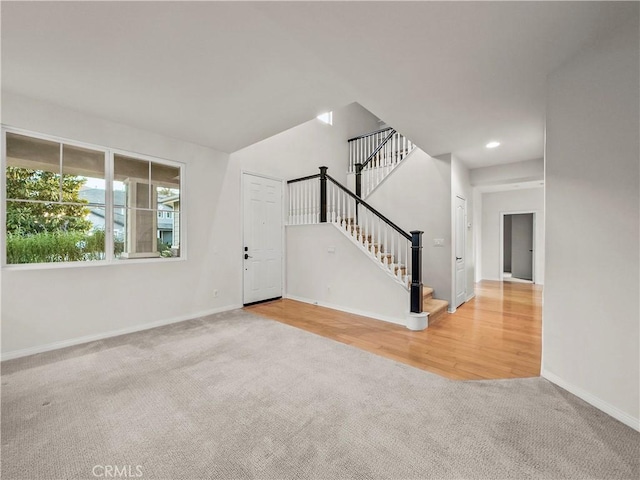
top-left (348, 127), bottom-right (416, 198)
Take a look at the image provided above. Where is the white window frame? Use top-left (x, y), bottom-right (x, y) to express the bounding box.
top-left (1, 126), bottom-right (186, 269)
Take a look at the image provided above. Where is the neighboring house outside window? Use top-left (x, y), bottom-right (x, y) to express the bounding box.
top-left (3, 128), bottom-right (183, 265)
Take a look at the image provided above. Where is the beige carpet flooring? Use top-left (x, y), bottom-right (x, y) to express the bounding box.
top-left (1, 309), bottom-right (639, 479)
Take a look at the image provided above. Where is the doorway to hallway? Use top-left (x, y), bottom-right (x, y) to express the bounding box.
top-left (502, 212), bottom-right (535, 283)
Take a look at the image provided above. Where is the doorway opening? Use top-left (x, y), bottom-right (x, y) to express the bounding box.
top-left (501, 212), bottom-right (535, 283)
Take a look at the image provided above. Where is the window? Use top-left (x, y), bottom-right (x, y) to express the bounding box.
top-left (3, 129), bottom-right (183, 266)
top-left (114, 154), bottom-right (181, 260)
top-left (316, 111), bottom-right (333, 125)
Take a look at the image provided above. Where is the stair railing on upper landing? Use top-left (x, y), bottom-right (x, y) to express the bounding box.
top-left (287, 166), bottom-right (424, 314)
top-left (348, 127), bottom-right (416, 198)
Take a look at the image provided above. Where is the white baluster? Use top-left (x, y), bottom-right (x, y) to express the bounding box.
top-left (314, 180), bottom-right (317, 223)
top-left (299, 182), bottom-right (303, 224)
top-left (364, 208), bottom-right (369, 249)
top-left (294, 183), bottom-right (298, 224)
top-left (383, 136), bottom-right (389, 170)
top-left (306, 181), bottom-right (311, 224)
top-left (400, 233), bottom-right (405, 281)
top-left (391, 230), bottom-right (396, 274)
top-left (293, 183), bottom-right (297, 224)
top-left (394, 133), bottom-right (399, 163)
top-left (404, 238), bottom-right (409, 285)
top-left (337, 186), bottom-right (342, 225)
top-left (376, 218), bottom-right (381, 260)
top-left (307, 181), bottom-right (311, 224)
top-left (296, 183), bottom-right (300, 224)
top-left (302, 181), bottom-right (306, 224)
top-left (287, 185), bottom-right (291, 224)
top-left (311, 180), bottom-right (315, 224)
top-left (301, 182), bottom-right (305, 224)
top-left (383, 225), bottom-right (388, 266)
top-left (350, 142), bottom-right (353, 173)
top-left (328, 183), bottom-right (332, 222)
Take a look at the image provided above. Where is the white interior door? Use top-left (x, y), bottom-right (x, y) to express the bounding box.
top-left (454, 196), bottom-right (466, 307)
top-left (511, 213), bottom-right (534, 281)
top-left (243, 173), bottom-right (283, 304)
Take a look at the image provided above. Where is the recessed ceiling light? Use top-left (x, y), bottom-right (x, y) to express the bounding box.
top-left (486, 141), bottom-right (500, 149)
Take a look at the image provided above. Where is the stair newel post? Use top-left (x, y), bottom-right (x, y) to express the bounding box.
top-left (410, 231), bottom-right (424, 314)
top-left (355, 163), bottom-right (363, 198)
top-left (319, 166), bottom-right (328, 223)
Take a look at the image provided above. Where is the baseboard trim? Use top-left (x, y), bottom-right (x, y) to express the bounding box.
top-left (465, 293), bottom-right (476, 302)
top-left (285, 294), bottom-right (406, 327)
top-left (1, 304), bottom-right (243, 362)
top-left (541, 369), bottom-right (639, 432)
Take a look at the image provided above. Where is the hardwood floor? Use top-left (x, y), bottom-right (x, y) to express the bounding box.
top-left (245, 280), bottom-right (542, 380)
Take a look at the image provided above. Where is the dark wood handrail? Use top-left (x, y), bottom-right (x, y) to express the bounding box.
top-left (287, 173), bottom-right (321, 184)
top-left (325, 174), bottom-right (411, 241)
top-left (360, 129), bottom-right (396, 170)
top-left (347, 126), bottom-right (393, 143)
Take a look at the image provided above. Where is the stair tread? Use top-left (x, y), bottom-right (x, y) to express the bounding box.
top-left (423, 297), bottom-right (449, 327)
top-left (422, 286), bottom-right (434, 298)
top-left (423, 298), bottom-right (448, 315)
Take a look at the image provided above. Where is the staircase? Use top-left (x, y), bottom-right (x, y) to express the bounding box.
top-left (288, 138), bottom-right (449, 328)
top-left (342, 213), bottom-right (450, 323)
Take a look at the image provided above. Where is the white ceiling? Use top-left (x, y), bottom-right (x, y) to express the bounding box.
top-left (2, 2), bottom-right (637, 168)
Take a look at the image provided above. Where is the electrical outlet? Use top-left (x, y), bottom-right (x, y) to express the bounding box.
top-left (433, 238), bottom-right (445, 247)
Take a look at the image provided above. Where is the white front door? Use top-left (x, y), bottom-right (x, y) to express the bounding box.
top-left (454, 196), bottom-right (466, 308)
top-left (243, 173), bottom-right (283, 305)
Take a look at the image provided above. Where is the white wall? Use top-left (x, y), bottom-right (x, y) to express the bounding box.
top-left (286, 224), bottom-right (408, 324)
top-left (470, 158), bottom-right (544, 186)
top-left (480, 188), bottom-right (545, 284)
top-left (0, 98), bottom-right (382, 357)
top-left (544, 19), bottom-right (639, 429)
top-left (450, 154), bottom-right (475, 303)
top-left (366, 150), bottom-right (453, 305)
top-left (1, 92), bottom-right (240, 358)
top-left (230, 103), bottom-right (380, 185)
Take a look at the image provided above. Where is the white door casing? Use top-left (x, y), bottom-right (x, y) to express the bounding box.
top-left (242, 173), bottom-right (283, 304)
top-left (454, 196), bottom-right (466, 308)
